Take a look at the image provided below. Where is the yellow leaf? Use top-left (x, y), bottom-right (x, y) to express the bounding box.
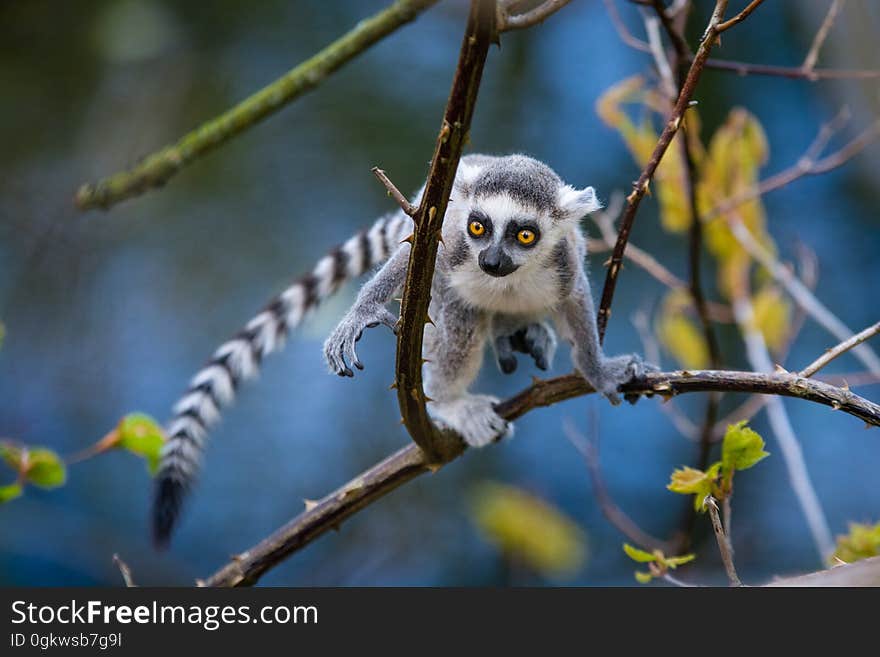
top-left (752, 286), bottom-right (791, 352)
top-left (656, 291), bottom-right (709, 369)
top-left (470, 482), bottom-right (587, 579)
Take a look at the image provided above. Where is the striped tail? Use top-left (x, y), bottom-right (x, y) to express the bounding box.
top-left (152, 209), bottom-right (412, 547)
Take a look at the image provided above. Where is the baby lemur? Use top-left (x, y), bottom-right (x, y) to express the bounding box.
top-left (152, 154), bottom-right (650, 545)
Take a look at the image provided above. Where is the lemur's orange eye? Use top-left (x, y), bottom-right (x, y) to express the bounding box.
top-left (469, 221), bottom-right (486, 237)
top-left (517, 229), bottom-right (536, 245)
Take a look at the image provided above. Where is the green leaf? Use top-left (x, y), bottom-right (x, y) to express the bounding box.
top-left (667, 466), bottom-right (709, 494)
top-left (0, 482), bottom-right (22, 503)
top-left (832, 522), bottom-right (880, 564)
top-left (117, 413), bottom-right (165, 474)
top-left (663, 553), bottom-right (696, 569)
top-left (623, 543), bottom-right (657, 563)
top-left (722, 421), bottom-right (769, 473)
top-left (634, 570), bottom-right (654, 584)
top-left (24, 449), bottom-right (66, 489)
top-left (0, 320), bottom-right (5, 351)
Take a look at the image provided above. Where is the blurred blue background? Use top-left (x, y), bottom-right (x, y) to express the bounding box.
top-left (1, 0), bottom-right (878, 586)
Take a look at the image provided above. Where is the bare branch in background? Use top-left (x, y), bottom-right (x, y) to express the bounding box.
top-left (802, 0), bottom-right (846, 71)
top-left (733, 294), bottom-right (835, 560)
top-left (605, 0), bottom-right (880, 80)
top-left (73, 0), bottom-right (440, 210)
top-left (563, 419), bottom-right (673, 553)
top-left (800, 321), bottom-right (880, 379)
top-left (497, 0), bottom-right (571, 31)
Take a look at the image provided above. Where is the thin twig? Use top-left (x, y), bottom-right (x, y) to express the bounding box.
top-left (706, 496), bottom-right (742, 586)
top-left (371, 167), bottom-right (417, 216)
top-left (112, 553), bottom-right (136, 587)
top-left (800, 321), bottom-right (880, 378)
top-left (726, 212), bottom-right (880, 376)
top-left (563, 418), bottom-right (673, 553)
top-left (705, 114), bottom-right (880, 222)
top-left (716, 0), bottom-right (765, 33)
top-left (733, 295), bottom-right (835, 560)
top-left (802, 0), bottom-right (846, 71)
top-left (74, 0), bottom-right (440, 210)
top-left (204, 368), bottom-right (879, 586)
top-left (394, 0), bottom-right (495, 461)
top-left (605, 0), bottom-right (880, 81)
top-left (591, 198), bottom-right (733, 323)
top-left (497, 0), bottom-right (571, 31)
top-left (596, 0), bottom-right (732, 342)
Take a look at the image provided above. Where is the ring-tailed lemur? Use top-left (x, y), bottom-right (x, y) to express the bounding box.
top-left (152, 154), bottom-right (651, 546)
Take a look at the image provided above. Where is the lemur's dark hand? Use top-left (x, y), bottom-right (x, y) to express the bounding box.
top-left (494, 322), bottom-right (557, 374)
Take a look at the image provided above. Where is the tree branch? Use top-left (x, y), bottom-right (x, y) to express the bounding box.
top-left (73, 0), bottom-right (440, 211)
top-left (716, 0), bottom-right (765, 33)
top-left (605, 0), bottom-right (880, 81)
top-left (203, 368), bottom-right (879, 586)
top-left (706, 496), bottom-right (741, 586)
top-left (800, 320), bottom-right (880, 379)
top-left (596, 0), bottom-right (732, 342)
top-left (394, 0), bottom-right (495, 461)
top-left (497, 0), bottom-right (572, 31)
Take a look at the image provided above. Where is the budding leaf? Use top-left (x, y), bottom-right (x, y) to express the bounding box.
top-left (722, 420), bottom-right (769, 473)
top-left (668, 463), bottom-right (721, 511)
top-left (0, 482), bottom-right (23, 503)
top-left (623, 543), bottom-right (657, 563)
top-left (117, 413), bottom-right (165, 474)
top-left (24, 448), bottom-right (66, 489)
top-left (663, 553), bottom-right (696, 569)
top-left (634, 571), bottom-right (654, 584)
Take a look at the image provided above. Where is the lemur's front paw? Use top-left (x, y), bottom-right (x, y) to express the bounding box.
top-left (429, 395), bottom-right (512, 448)
top-left (494, 321), bottom-right (557, 374)
top-left (323, 304), bottom-right (398, 377)
top-left (594, 353), bottom-right (655, 406)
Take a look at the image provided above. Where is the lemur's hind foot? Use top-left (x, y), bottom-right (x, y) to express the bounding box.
top-left (493, 320), bottom-right (557, 374)
top-left (429, 394), bottom-right (512, 448)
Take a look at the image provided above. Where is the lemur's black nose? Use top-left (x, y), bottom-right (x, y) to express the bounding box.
top-left (479, 246), bottom-right (518, 277)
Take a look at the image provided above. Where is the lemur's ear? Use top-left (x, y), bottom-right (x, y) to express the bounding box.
top-left (454, 160), bottom-right (482, 195)
top-left (557, 185), bottom-right (602, 220)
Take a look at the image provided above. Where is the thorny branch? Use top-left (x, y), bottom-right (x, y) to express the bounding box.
top-left (563, 418), bottom-right (673, 553)
top-left (73, 0), bottom-right (440, 210)
top-left (596, 0), bottom-right (734, 342)
top-left (204, 368), bottom-right (879, 586)
top-left (393, 0), bottom-right (495, 461)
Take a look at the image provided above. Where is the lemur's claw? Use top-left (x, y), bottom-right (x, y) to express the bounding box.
top-left (323, 304), bottom-right (398, 377)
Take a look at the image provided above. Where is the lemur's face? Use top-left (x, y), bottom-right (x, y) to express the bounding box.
top-left (464, 194), bottom-right (549, 278)
top-left (444, 155), bottom-right (601, 314)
